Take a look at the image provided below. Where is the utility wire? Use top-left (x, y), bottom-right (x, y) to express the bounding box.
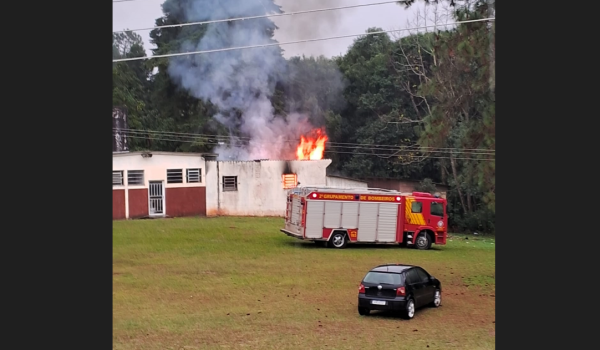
top-left (117, 133), bottom-right (494, 161)
top-left (114, 1), bottom-right (404, 34)
top-left (115, 132), bottom-right (495, 158)
top-left (116, 128), bottom-right (496, 153)
top-left (114, 128), bottom-right (495, 153)
top-left (113, 17), bottom-right (494, 62)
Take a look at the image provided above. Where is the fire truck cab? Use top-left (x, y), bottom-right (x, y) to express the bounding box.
top-left (281, 186), bottom-right (447, 250)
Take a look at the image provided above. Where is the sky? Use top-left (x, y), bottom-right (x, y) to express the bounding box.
top-left (112, 0), bottom-right (453, 59)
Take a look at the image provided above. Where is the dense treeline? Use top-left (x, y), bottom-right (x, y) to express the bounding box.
top-left (112, 0), bottom-right (495, 233)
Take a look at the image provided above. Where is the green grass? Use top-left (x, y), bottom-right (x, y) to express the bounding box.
top-left (114, 217), bottom-right (495, 350)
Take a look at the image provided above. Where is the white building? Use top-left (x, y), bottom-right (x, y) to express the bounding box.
top-left (205, 159), bottom-right (332, 216)
top-left (113, 152), bottom-right (367, 219)
top-left (326, 175), bottom-right (368, 188)
top-left (112, 151), bottom-right (211, 219)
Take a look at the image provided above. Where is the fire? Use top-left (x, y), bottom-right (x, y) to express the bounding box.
top-left (296, 128), bottom-right (328, 160)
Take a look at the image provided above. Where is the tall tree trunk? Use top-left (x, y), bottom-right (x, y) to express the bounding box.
top-left (467, 193), bottom-right (473, 214)
top-left (441, 162), bottom-right (447, 184)
top-left (487, 0), bottom-right (495, 94)
top-left (450, 155), bottom-right (468, 215)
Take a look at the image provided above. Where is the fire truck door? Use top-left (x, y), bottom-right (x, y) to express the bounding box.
top-left (429, 200), bottom-right (445, 231)
top-left (404, 197), bottom-right (426, 231)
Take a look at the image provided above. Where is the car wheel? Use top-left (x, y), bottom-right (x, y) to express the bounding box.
top-left (329, 232), bottom-right (348, 249)
top-left (414, 232), bottom-right (432, 250)
top-left (358, 307), bottom-right (370, 316)
top-left (431, 289), bottom-right (441, 307)
top-left (401, 298), bottom-right (415, 319)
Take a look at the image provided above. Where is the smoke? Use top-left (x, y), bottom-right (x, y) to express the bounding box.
top-left (216, 112), bottom-right (319, 161)
top-left (272, 0), bottom-right (362, 58)
top-left (165, 0), bottom-right (344, 160)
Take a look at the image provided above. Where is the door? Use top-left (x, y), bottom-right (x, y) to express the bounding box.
top-left (405, 268), bottom-right (427, 307)
top-left (428, 200), bottom-right (446, 232)
top-left (415, 267), bottom-right (435, 304)
top-left (404, 196), bottom-right (426, 233)
top-left (148, 181), bottom-right (165, 216)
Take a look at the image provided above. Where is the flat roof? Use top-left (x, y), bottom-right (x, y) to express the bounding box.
top-left (326, 174), bottom-right (368, 183)
top-left (204, 159), bottom-right (333, 162)
top-left (112, 151), bottom-right (219, 157)
top-left (362, 177), bottom-right (448, 188)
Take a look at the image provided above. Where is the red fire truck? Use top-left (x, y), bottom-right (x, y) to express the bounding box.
top-left (281, 186), bottom-right (448, 250)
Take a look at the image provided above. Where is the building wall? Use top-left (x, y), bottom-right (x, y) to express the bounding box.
top-left (366, 179), bottom-right (447, 199)
top-left (206, 159), bottom-right (332, 217)
top-left (113, 152), bottom-right (207, 219)
top-left (112, 153), bottom-right (207, 188)
top-left (166, 187), bottom-right (207, 217)
top-left (128, 188), bottom-right (149, 218)
top-left (326, 176), bottom-right (368, 188)
top-left (113, 190), bottom-right (126, 220)
top-left (205, 161), bottom-right (219, 216)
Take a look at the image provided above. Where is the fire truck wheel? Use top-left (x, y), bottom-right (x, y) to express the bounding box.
top-left (415, 232), bottom-right (432, 250)
top-left (328, 232), bottom-right (348, 249)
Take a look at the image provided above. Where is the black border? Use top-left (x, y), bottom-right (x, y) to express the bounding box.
top-left (496, 1), bottom-right (588, 348)
top-left (12, 1), bottom-right (112, 348)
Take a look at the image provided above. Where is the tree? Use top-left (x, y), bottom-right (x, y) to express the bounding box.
top-left (331, 28), bottom-right (438, 181)
top-left (396, 0), bottom-right (495, 231)
top-left (113, 31), bottom-right (152, 150)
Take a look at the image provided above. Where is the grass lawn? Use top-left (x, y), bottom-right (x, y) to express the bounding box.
top-left (113, 217), bottom-right (495, 350)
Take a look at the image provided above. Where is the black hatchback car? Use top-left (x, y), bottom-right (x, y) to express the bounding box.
top-left (357, 264), bottom-right (441, 319)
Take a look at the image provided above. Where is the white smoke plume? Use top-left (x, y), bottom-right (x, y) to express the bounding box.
top-left (165, 0), bottom-right (333, 160)
top-left (272, 0), bottom-right (361, 58)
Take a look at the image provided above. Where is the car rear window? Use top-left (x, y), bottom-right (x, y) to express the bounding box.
top-left (363, 272), bottom-right (404, 285)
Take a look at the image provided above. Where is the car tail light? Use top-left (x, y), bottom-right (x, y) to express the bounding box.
top-left (358, 283), bottom-right (365, 294)
top-left (396, 286), bottom-right (406, 296)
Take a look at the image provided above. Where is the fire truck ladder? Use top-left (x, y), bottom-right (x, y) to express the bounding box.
top-left (289, 186), bottom-right (403, 197)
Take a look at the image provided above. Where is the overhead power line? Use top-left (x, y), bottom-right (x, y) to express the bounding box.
top-left (113, 17), bottom-right (494, 62)
top-left (114, 131), bottom-right (496, 159)
top-left (115, 1), bottom-right (395, 33)
top-left (116, 133), bottom-right (494, 161)
top-left (114, 128), bottom-right (495, 153)
top-left (114, 1), bottom-right (403, 34)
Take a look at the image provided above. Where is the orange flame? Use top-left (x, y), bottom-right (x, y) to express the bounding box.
top-left (296, 128), bottom-right (328, 160)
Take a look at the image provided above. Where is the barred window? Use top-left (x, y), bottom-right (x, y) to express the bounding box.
top-left (187, 168), bottom-right (202, 183)
top-left (167, 169), bottom-right (183, 184)
top-left (127, 170), bottom-right (144, 185)
top-left (223, 176), bottom-right (237, 191)
top-left (113, 171), bottom-right (123, 186)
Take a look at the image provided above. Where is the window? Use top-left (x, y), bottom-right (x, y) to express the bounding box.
top-left (282, 173), bottom-right (297, 189)
top-left (431, 202), bottom-right (444, 217)
top-left (127, 170), bottom-right (144, 185)
top-left (113, 171), bottom-right (123, 186)
top-left (405, 269), bottom-right (419, 285)
top-left (167, 169), bottom-right (183, 183)
top-left (415, 268), bottom-right (430, 283)
top-left (363, 272), bottom-right (404, 285)
top-left (223, 176), bottom-right (237, 191)
top-left (186, 168), bottom-right (202, 183)
top-left (411, 201), bottom-right (423, 213)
